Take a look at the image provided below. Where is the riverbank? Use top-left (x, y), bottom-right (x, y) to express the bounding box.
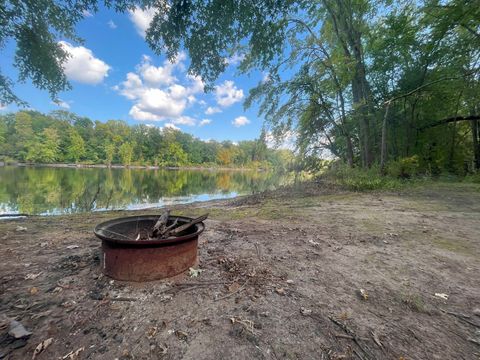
top-left (1, 162), bottom-right (266, 172)
top-left (1, 181), bottom-right (479, 359)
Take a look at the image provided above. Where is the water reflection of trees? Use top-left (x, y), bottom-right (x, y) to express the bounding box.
top-left (0, 167), bottom-right (289, 215)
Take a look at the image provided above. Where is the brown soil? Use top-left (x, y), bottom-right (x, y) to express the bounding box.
top-left (1, 182), bottom-right (480, 360)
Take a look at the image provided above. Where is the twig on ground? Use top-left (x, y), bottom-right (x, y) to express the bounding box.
top-left (328, 316), bottom-right (373, 359)
top-left (254, 242), bottom-right (262, 260)
top-left (441, 309), bottom-right (480, 328)
top-left (229, 316), bottom-right (259, 335)
top-left (174, 281), bottom-right (230, 287)
top-left (335, 333), bottom-right (369, 341)
top-left (110, 297), bottom-right (138, 302)
top-left (371, 330), bottom-right (383, 348)
top-left (468, 338), bottom-right (480, 346)
top-left (214, 280), bottom-right (249, 301)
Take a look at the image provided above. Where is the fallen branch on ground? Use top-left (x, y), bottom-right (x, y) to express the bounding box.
top-left (214, 280), bottom-right (249, 301)
top-left (328, 316), bottom-right (373, 360)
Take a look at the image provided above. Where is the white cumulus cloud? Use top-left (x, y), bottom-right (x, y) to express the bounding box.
top-left (51, 99), bottom-right (71, 109)
top-left (163, 123), bottom-right (180, 131)
top-left (174, 115), bottom-right (196, 126)
top-left (115, 55), bottom-right (204, 125)
top-left (215, 80), bottom-right (244, 107)
top-left (232, 116), bottom-right (250, 127)
top-left (266, 130), bottom-right (296, 150)
top-left (59, 41), bottom-right (110, 85)
top-left (199, 119), bottom-right (212, 126)
top-left (205, 106), bottom-right (221, 115)
top-left (226, 53), bottom-right (245, 65)
top-left (129, 7), bottom-right (155, 37)
top-left (138, 54), bottom-right (184, 86)
top-left (108, 20), bottom-right (117, 29)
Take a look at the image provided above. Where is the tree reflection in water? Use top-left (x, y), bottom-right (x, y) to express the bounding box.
top-left (0, 166), bottom-right (289, 215)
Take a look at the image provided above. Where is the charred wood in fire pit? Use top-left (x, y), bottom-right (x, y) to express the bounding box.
top-left (150, 210), bottom-right (170, 238)
top-left (139, 212), bottom-right (209, 240)
top-left (168, 213), bottom-right (209, 236)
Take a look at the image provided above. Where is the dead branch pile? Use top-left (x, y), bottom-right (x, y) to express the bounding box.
top-left (135, 210), bottom-right (208, 241)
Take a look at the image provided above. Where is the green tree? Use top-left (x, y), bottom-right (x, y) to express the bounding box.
top-left (0, 118), bottom-right (7, 155)
top-left (13, 111), bottom-right (34, 161)
top-left (26, 127), bottom-right (60, 163)
top-left (144, 0), bottom-right (479, 173)
top-left (119, 142), bottom-right (135, 166)
top-left (67, 128), bottom-right (85, 163)
top-left (104, 143), bottom-right (116, 166)
top-left (0, 0), bottom-right (157, 105)
top-left (0, 109), bottom-right (295, 171)
top-left (159, 143), bottom-right (188, 167)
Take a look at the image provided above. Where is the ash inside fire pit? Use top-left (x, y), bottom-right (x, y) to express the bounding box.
top-left (94, 214), bottom-right (205, 281)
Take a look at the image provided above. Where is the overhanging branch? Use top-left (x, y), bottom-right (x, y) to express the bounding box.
top-left (418, 115), bottom-right (480, 131)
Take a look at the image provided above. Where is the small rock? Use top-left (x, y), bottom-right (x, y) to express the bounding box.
top-left (15, 226), bottom-right (27, 232)
top-left (473, 308), bottom-right (480, 317)
top-left (113, 334), bottom-right (123, 343)
top-left (11, 338), bottom-right (28, 349)
top-left (8, 320), bottom-right (32, 339)
top-left (188, 268), bottom-right (203, 277)
top-left (286, 279), bottom-right (294, 284)
top-left (175, 330), bottom-right (188, 341)
top-left (434, 293), bottom-right (448, 300)
top-left (357, 288), bottom-right (369, 300)
top-left (30, 287), bottom-right (39, 295)
top-left (300, 307), bottom-right (312, 316)
top-left (25, 272), bottom-right (42, 280)
top-left (275, 288), bottom-right (286, 296)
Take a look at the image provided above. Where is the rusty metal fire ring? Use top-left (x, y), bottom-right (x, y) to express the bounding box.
top-left (94, 215), bottom-right (205, 282)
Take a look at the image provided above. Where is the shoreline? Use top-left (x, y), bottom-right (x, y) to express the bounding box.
top-left (1, 162), bottom-right (266, 172)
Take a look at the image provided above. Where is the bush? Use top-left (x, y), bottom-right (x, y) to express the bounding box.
top-left (386, 156), bottom-right (420, 179)
top-left (464, 172), bottom-right (480, 184)
top-left (319, 163), bottom-right (406, 191)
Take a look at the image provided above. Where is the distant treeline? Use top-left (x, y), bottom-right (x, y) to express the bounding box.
top-left (0, 110), bottom-right (294, 169)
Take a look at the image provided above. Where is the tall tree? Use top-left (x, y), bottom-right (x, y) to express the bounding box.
top-left (67, 128), bottom-right (85, 163)
top-left (119, 142), bottom-right (135, 166)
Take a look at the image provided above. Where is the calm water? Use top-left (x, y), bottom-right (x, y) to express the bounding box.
top-left (0, 166), bottom-right (289, 215)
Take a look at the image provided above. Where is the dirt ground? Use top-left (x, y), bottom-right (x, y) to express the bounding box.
top-left (1, 182), bottom-right (480, 360)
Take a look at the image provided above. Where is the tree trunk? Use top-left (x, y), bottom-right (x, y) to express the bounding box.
top-left (346, 135), bottom-right (354, 167)
top-left (380, 102), bottom-right (390, 173)
top-left (448, 121), bottom-right (457, 172)
top-left (323, 0), bottom-right (373, 167)
top-left (472, 118), bottom-right (480, 170)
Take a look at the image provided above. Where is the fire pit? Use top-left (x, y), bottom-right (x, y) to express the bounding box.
top-left (94, 215), bottom-right (205, 281)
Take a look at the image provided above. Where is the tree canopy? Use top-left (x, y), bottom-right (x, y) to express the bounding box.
top-left (1, 0), bottom-right (479, 176)
top-left (0, 0), bottom-right (155, 105)
top-left (144, 0), bottom-right (480, 174)
top-left (0, 110), bottom-right (291, 169)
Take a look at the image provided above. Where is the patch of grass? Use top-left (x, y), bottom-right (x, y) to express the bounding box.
top-left (318, 164), bottom-right (415, 191)
top-left (358, 219), bottom-right (386, 235)
top-left (400, 293), bottom-right (426, 313)
top-left (431, 237), bottom-right (476, 257)
top-left (463, 172), bottom-right (480, 184)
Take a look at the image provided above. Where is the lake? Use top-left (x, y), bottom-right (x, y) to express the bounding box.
top-left (0, 166), bottom-right (290, 215)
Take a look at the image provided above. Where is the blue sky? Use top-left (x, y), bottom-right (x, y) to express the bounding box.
top-left (0, 5), bottom-right (269, 142)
